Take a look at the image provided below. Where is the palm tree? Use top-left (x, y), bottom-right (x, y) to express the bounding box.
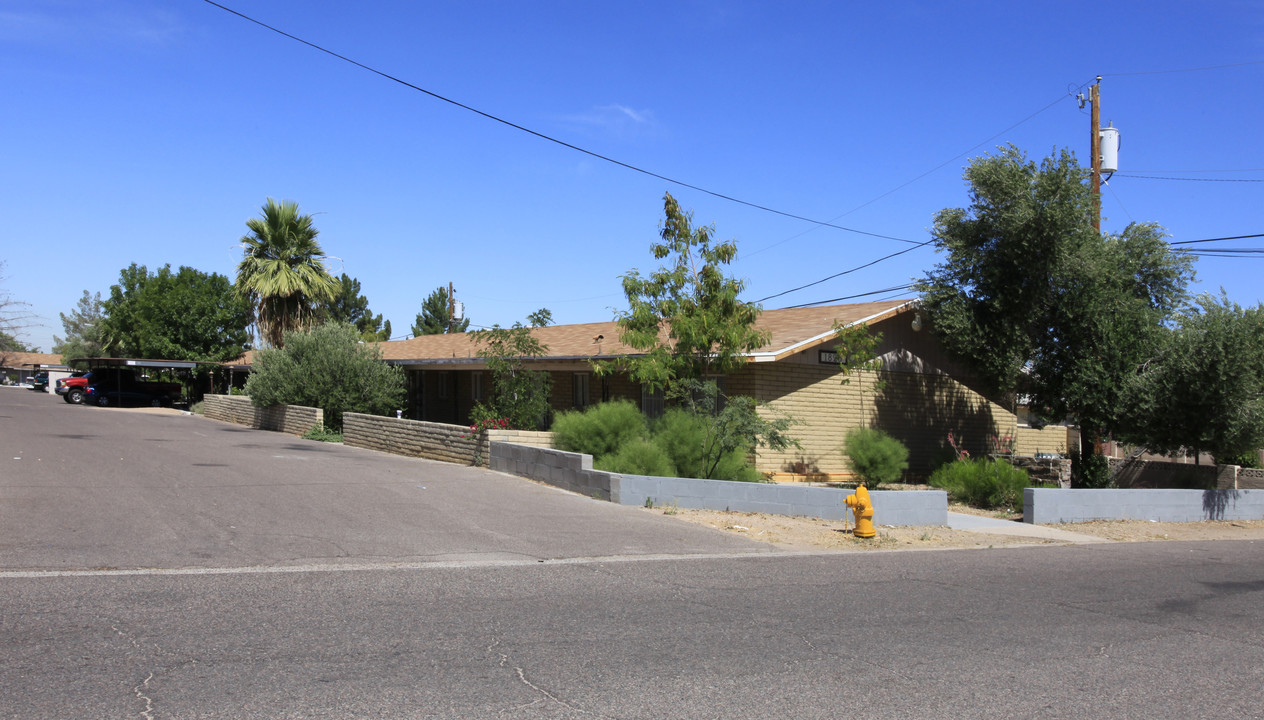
top-left (236, 198), bottom-right (338, 348)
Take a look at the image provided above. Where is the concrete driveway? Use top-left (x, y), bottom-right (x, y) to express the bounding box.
top-left (0, 389), bottom-right (772, 571)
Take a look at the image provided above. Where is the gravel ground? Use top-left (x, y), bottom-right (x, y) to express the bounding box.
top-left (642, 505), bottom-right (1264, 552)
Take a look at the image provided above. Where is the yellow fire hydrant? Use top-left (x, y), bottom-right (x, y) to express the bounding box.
top-left (844, 483), bottom-right (876, 538)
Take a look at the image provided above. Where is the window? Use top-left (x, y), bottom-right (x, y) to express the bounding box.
top-left (572, 373), bottom-right (590, 409)
top-left (438, 372), bottom-right (450, 400)
top-left (641, 385), bottom-right (665, 419)
top-left (472, 373), bottom-right (484, 402)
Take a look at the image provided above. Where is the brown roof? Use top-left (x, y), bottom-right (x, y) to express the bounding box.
top-left (0, 351), bottom-right (66, 369)
top-left (374, 299), bottom-right (915, 366)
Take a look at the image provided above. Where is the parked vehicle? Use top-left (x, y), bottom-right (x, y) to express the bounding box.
top-left (29, 372), bottom-right (49, 392)
top-left (55, 372), bottom-right (90, 404)
top-left (59, 368), bottom-right (182, 407)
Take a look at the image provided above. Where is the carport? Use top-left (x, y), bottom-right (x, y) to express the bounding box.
top-left (75, 357), bottom-right (200, 407)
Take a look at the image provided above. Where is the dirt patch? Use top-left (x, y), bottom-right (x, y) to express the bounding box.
top-left (643, 506), bottom-right (1264, 552)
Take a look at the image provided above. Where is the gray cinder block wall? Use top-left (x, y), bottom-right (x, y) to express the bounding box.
top-left (1024, 488), bottom-right (1264, 524)
top-left (202, 394), bottom-right (323, 436)
top-left (490, 442), bottom-right (947, 526)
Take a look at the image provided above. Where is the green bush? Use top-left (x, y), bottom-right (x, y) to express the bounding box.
top-left (597, 438), bottom-right (677, 476)
top-left (552, 400), bottom-right (648, 457)
top-left (244, 322), bottom-right (406, 431)
top-left (843, 427), bottom-right (909, 487)
top-left (929, 458), bottom-right (1033, 511)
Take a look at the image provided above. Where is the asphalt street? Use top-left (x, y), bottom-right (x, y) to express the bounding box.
top-left (2, 388), bottom-right (1262, 719)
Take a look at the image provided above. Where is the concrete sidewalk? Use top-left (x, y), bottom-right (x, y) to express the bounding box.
top-left (947, 511), bottom-right (1111, 544)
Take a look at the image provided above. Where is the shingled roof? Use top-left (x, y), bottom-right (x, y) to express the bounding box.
top-left (375, 299), bottom-right (915, 366)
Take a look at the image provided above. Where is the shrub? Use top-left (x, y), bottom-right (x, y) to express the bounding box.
top-left (929, 458), bottom-right (1033, 511)
top-left (651, 409), bottom-right (710, 480)
top-left (843, 427), bottom-right (909, 487)
top-left (597, 438), bottom-right (676, 477)
top-left (552, 400), bottom-right (648, 458)
top-left (244, 322), bottom-right (406, 431)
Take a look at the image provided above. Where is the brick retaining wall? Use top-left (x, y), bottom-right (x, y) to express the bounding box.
top-left (343, 412), bottom-right (484, 465)
top-left (202, 394), bottom-right (323, 436)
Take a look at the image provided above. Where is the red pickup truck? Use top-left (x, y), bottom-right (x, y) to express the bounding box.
top-left (57, 368), bottom-right (182, 407)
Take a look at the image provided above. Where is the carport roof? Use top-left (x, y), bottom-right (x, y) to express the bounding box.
top-left (79, 357), bottom-right (201, 370)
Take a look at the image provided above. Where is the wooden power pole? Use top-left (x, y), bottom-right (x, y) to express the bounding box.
top-left (1089, 76), bottom-right (1102, 235)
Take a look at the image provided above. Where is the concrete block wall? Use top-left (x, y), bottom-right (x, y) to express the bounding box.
top-left (203, 394), bottom-right (323, 436)
top-left (489, 443), bottom-right (613, 500)
top-left (489, 442), bottom-right (947, 526)
top-left (344, 412), bottom-right (482, 465)
top-left (1237, 467), bottom-right (1264, 490)
top-left (615, 474), bottom-right (947, 526)
top-left (1108, 457), bottom-right (1219, 489)
top-left (1024, 488), bottom-right (1264, 524)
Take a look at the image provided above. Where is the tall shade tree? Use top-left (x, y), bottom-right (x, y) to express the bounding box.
top-left (236, 198), bottom-right (338, 348)
top-left (52, 290), bottom-right (106, 363)
top-left (1120, 293), bottom-right (1264, 465)
top-left (325, 274), bottom-right (391, 342)
top-left (914, 145), bottom-right (1194, 484)
top-left (412, 285), bottom-right (470, 336)
top-left (99, 264), bottom-right (252, 362)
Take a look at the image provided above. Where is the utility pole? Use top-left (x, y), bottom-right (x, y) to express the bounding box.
top-left (447, 282), bottom-right (455, 334)
top-left (1088, 76), bottom-right (1102, 235)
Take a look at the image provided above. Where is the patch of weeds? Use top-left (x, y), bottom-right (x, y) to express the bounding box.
top-left (662, 501), bottom-right (679, 516)
top-left (645, 497), bottom-right (654, 509)
top-left (302, 425), bottom-right (343, 443)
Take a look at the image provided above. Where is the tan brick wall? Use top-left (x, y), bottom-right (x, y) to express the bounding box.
top-left (487, 429), bottom-right (555, 449)
top-left (203, 394), bottom-right (323, 436)
top-left (343, 412), bottom-right (483, 465)
top-left (738, 365), bottom-right (1017, 479)
top-left (1013, 425), bottom-right (1068, 456)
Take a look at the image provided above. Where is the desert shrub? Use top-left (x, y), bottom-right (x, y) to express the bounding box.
top-left (646, 408), bottom-right (768, 482)
top-left (551, 400), bottom-right (648, 458)
top-left (843, 427), bottom-right (909, 487)
top-left (597, 438), bottom-right (676, 477)
top-left (1073, 451), bottom-right (1112, 488)
top-left (929, 458), bottom-right (1033, 510)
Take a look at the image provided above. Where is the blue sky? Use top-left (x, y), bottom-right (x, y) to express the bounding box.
top-left (3, 0), bottom-right (1261, 352)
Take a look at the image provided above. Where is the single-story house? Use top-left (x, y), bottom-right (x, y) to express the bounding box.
top-left (374, 299), bottom-right (1068, 480)
top-left (0, 351), bottom-right (72, 388)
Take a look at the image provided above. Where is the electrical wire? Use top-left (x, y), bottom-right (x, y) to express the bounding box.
top-left (752, 241), bottom-right (934, 304)
top-left (779, 284), bottom-right (914, 310)
top-left (1114, 174), bottom-right (1264, 183)
top-left (1171, 234), bottom-right (1264, 245)
top-left (202, 0), bottom-right (918, 244)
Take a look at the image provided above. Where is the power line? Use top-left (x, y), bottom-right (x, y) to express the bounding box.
top-left (1171, 234), bottom-right (1264, 245)
top-left (202, 0), bottom-right (919, 245)
top-left (779, 284), bottom-right (914, 310)
top-left (1114, 174), bottom-right (1264, 183)
top-left (752, 241), bottom-right (933, 304)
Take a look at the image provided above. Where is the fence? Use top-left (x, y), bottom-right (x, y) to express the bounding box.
top-left (202, 394), bottom-right (323, 436)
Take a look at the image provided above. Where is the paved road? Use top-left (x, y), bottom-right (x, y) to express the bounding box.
top-left (3, 388), bottom-right (1263, 719)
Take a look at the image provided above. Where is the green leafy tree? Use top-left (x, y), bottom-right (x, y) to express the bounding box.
top-left (412, 285), bottom-right (469, 336)
top-left (244, 321), bottom-right (406, 430)
top-left (99, 264), bottom-right (252, 362)
top-left (325, 274), bottom-right (391, 341)
top-left (596, 193), bottom-right (794, 480)
top-left (913, 145), bottom-right (1194, 483)
top-left (1, 331), bottom-right (35, 352)
top-left (604, 192), bottom-right (768, 394)
top-left (236, 198), bottom-right (339, 348)
top-left (471, 309), bottom-right (554, 429)
top-left (1120, 293), bottom-right (1264, 464)
top-left (52, 290), bottom-right (106, 363)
